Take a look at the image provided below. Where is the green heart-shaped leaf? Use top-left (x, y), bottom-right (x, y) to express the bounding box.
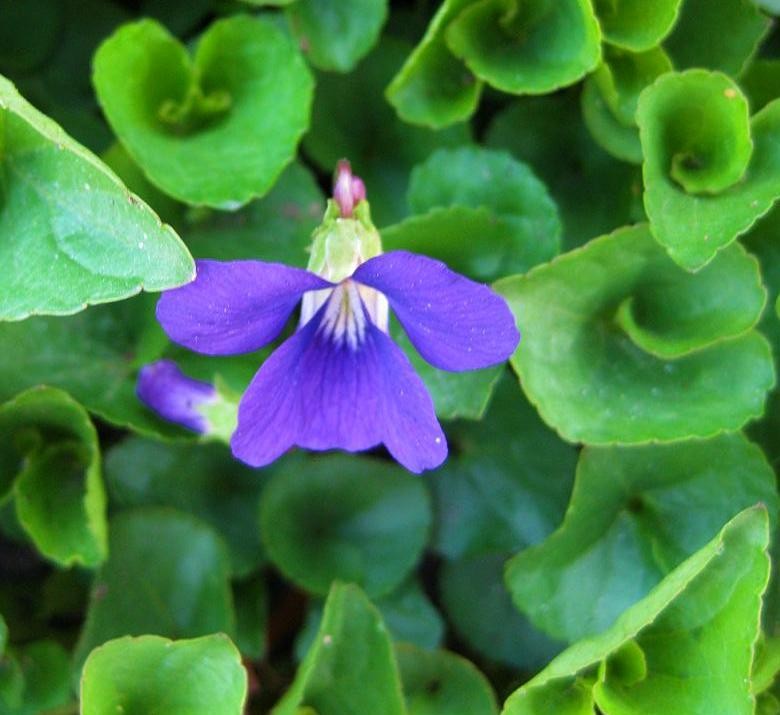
top-left (591, 0), bottom-right (682, 51)
top-left (441, 553), bottom-right (563, 670)
top-left (396, 644), bottom-right (499, 715)
top-left (274, 582), bottom-right (406, 715)
top-left (74, 508), bottom-right (234, 671)
top-left (495, 224), bottom-right (773, 444)
top-left (505, 434), bottom-right (778, 643)
top-left (93, 16), bottom-right (313, 207)
top-left (80, 634), bottom-right (246, 715)
top-left (405, 146), bottom-right (561, 275)
top-left (286, 0), bottom-right (388, 72)
top-left (0, 75), bottom-right (193, 321)
top-left (486, 92), bottom-right (642, 249)
top-left (502, 507), bottom-right (770, 715)
top-left (260, 455), bottom-right (431, 597)
top-left (432, 374), bottom-right (576, 560)
top-left (639, 70), bottom-right (780, 270)
top-left (0, 387), bottom-right (106, 568)
top-left (665, 0), bottom-right (771, 76)
top-left (445, 0), bottom-right (601, 96)
top-left (581, 46), bottom-right (672, 164)
top-left (385, 0), bottom-right (483, 128)
top-left (105, 437), bottom-right (269, 577)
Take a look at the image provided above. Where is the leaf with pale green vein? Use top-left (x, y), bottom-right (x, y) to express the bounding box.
top-left (396, 644), bottom-right (498, 715)
top-left (665, 0), bottom-right (770, 76)
top-left (391, 319), bottom-right (503, 420)
top-left (486, 92), bottom-right (642, 249)
top-left (93, 16), bottom-right (313, 207)
top-left (73, 508), bottom-right (235, 671)
top-left (441, 554), bottom-right (563, 670)
top-left (0, 74), bottom-right (193, 321)
top-left (260, 455), bottom-right (430, 597)
top-left (80, 634), bottom-right (246, 715)
top-left (495, 224), bottom-right (773, 444)
top-left (273, 582), bottom-right (406, 715)
top-left (303, 37), bottom-right (470, 226)
top-left (506, 434), bottom-right (778, 643)
top-left (502, 507), bottom-right (770, 715)
top-left (286, 0), bottom-right (387, 72)
top-left (432, 374), bottom-right (575, 559)
top-left (582, 46), bottom-right (672, 164)
top-left (0, 387), bottom-right (106, 567)
top-left (591, 0), bottom-right (682, 51)
top-left (639, 70), bottom-right (780, 270)
top-left (105, 437), bottom-right (269, 577)
top-left (406, 146), bottom-right (561, 274)
top-left (445, 0), bottom-right (601, 95)
top-left (385, 0), bottom-right (482, 128)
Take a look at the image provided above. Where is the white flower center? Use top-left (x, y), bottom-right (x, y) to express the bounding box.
top-left (300, 279), bottom-right (388, 350)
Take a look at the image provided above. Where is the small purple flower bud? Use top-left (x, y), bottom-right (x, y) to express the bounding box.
top-left (333, 159), bottom-right (365, 217)
top-left (136, 359), bottom-right (217, 433)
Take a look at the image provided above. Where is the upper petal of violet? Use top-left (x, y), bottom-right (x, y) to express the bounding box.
top-left (352, 251), bottom-right (520, 372)
top-left (230, 301), bottom-right (447, 474)
top-left (156, 259), bottom-right (332, 355)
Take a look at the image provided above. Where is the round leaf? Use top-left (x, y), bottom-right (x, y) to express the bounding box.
top-left (385, 0), bottom-right (483, 128)
top-left (396, 644), bottom-right (499, 715)
top-left (286, 0), bottom-right (388, 72)
top-left (495, 224), bottom-right (772, 444)
top-left (638, 71), bottom-right (780, 270)
top-left (665, 0), bottom-right (771, 76)
top-left (80, 634), bottom-right (246, 715)
top-left (260, 455), bottom-right (431, 597)
top-left (406, 146), bottom-right (561, 274)
top-left (445, 0), bottom-right (601, 95)
top-left (440, 553), bottom-right (563, 670)
top-left (506, 434), bottom-right (779, 642)
top-left (93, 16), bottom-right (313, 207)
top-left (74, 508), bottom-right (235, 669)
top-left (105, 437), bottom-right (268, 577)
top-left (591, 0), bottom-right (682, 51)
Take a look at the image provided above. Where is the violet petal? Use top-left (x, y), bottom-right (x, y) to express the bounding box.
top-left (157, 259), bottom-right (332, 356)
top-left (230, 307), bottom-right (447, 473)
top-left (136, 360), bottom-right (216, 433)
top-left (353, 251), bottom-right (520, 371)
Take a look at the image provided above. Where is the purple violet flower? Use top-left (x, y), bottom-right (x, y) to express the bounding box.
top-left (137, 359), bottom-right (217, 433)
top-left (147, 161), bottom-right (520, 473)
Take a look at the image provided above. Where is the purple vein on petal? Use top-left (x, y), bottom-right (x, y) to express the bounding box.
top-left (353, 250), bottom-right (520, 372)
top-left (230, 301), bottom-right (447, 474)
top-left (156, 259), bottom-right (333, 356)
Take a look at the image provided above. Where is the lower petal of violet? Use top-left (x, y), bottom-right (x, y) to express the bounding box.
top-left (353, 251), bottom-right (520, 372)
top-left (136, 359), bottom-right (217, 433)
top-left (230, 311), bottom-right (447, 474)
